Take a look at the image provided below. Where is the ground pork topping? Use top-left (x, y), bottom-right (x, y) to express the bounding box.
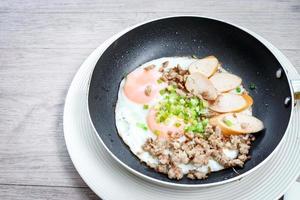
top-left (144, 64), bottom-right (155, 71)
top-left (168, 165), bottom-right (183, 180)
top-left (144, 85), bottom-right (152, 96)
top-left (187, 170), bottom-right (208, 180)
top-left (161, 64), bottom-right (189, 91)
top-left (142, 126), bottom-right (254, 180)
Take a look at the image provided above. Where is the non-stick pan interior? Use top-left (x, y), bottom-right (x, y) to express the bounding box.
top-left (88, 17), bottom-right (292, 184)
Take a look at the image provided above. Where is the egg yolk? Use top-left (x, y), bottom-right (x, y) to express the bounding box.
top-left (124, 68), bottom-right (165, 104)
top-left (147, 108), bottom-right (184, 138)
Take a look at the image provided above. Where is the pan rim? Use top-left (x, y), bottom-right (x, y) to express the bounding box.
top-left (87, 15), bottom-right (295, 188)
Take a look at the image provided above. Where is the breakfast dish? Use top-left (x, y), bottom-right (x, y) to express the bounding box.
top-left (115, 56), bottom-right (264, 180)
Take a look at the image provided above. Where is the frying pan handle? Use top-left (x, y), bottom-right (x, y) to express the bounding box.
top-left (291, 79), bottom-right (300, 100)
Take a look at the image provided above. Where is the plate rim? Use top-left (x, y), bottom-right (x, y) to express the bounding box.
top-left (62, 16), bottom-right (300, 199)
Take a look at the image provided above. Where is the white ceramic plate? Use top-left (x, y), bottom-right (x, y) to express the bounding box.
top-left (64, 17), bottom-right (300, 200)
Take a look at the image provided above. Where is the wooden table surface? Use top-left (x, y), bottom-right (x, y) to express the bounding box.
top-left (0, 0), bottom-right (299, 199)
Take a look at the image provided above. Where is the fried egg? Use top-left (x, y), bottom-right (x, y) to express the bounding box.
top-left (115, 57), bottom-right (251, 175)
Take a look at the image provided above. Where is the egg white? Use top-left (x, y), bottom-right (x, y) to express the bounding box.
top-left (115, 57), bottom-right (251, 175)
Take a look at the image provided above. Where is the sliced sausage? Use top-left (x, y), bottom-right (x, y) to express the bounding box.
top-left (185, 72), bottom-right (218, 100)
top-left (210, 73), bottom-right (242, 92)
top-left (209, 93), bottom-right (249, 113)
top-left (188, 56), bottom-right (219, 77)
top-left (210, 113), bottom-right (264, 135)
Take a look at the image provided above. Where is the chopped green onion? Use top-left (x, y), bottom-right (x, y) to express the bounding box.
top-left (159, 89), bottom-right (166, 95)
top-left (154, 86), bottom-right (209, 134)
top-left (157, 79), bottom-right (163, 84)
top-left (202, 100), bottom-right (208, 108)
top-left (136, 123), bottom-right (148, 131)
top-left (202, 119), bottom-right (209, 127)
top-left (192, 98), bottom-right (199, 104)
top-left (184, 126), bottom-right (192, 132)
top-left (154, 130), bottom-right (161, 135)
top-left (236, 86), bottom-right (241, 93)
top-left (223, 119), bottom-right (233, 127)
top-left (192, 55), bottom-right (198, 59)
top-left (249, 83), bottom-right (256, 90)
top-left (179, 99), bottom-right (185, 104)
top-left (143, 104), bottom-right (149, 110)
top-left (167, 85), bottom-right (176, 92)
top-left (174, 122), bottom-right (181, 127)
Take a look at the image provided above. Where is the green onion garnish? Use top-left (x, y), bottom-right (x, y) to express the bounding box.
top-left (249, 83), bottom-right (256, 90)
top-left (143, 104), bottom-right (149, 110)
top-left (236, 86), bottom-right (241, 93)
top-left (157, 79), bottom-right (163, 84)
top-left (223, 119), bottom-right (233, 127)
top-left (174, 122), bottom-right (181, 127)
top-left (154, 86), bottom-right (209, 134)
top-left (202, 119), bottom-right (209, 127)
top-left (159, 89), bottom-right (166, 95)
top-left (136, 123), bottom-right (148, 131)
top-left (154, 130), bottom-right (161, 135)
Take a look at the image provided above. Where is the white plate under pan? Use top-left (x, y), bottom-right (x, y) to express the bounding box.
top-left (64, 17), bottom-right (300, 200)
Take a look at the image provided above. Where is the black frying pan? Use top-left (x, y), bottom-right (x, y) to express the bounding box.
top-left (88, 16), bottom-right (297, 186)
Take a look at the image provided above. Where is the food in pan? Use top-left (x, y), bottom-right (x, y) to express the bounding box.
top-left (115, 56), bottom-right (264, 180)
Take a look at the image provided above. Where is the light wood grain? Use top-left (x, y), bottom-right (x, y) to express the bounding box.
top-left (0, 0), bottom-right (299, 199)
top-left (0, 48), bottom-right (88, 187)
top-left (2, 14), bottom-right (300, 51)
top-left (0, 185), bottom-right (99, 200)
